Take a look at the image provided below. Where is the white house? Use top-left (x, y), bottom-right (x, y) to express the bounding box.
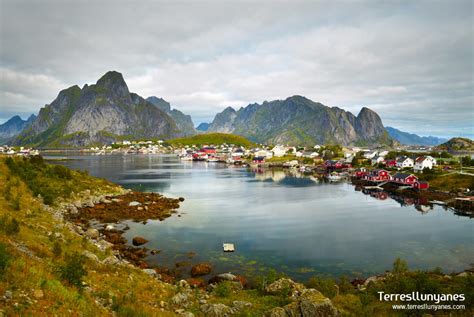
top-left (363, 151), bottom-right (378, 159)
top-left (414, 156), bottom-right (434, 172)
top-left (425, 155), bottom-right (437, 166)
top-left (378, 150), bottom-right (389, 157)
top-left (371, 156), bottom-right (385, 166)
top-left (254, 149), bottom-right (273, 159)
top-left (396, 156), bottom-right (414, 168)
top-left (272, 145), bottom-right (288, 157)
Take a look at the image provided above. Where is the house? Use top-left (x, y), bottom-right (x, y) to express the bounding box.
top-left (413, 181), bottom-right (429, 190)
top-left (201, 147), bottom-right (216, 154)
top-left (355, 167), bottom-right (369, 178)
top-left (272, 145), bottom-right (288, 157)
top-left (425, 155), bottom-right (437, 166)
top-left (391, 173), bottom-right (418, 185)
top-left (385, 159), bottom-right (397, 168)
top-left (363, 151), bottom-right (378, 159)
top-left (254, 150), bottom-right (273, 159)
top-left (414, 156), bottom-right (433, 172)
top-left (378, 150), bottom-right (389, 157)
top-left (252, 156), bottom-right (265, 164)
top-left (364, 169), bottom-right (391, 182)
top-left (371, 156), bottom-right (385, 166)
top-left (396, 156), bottom-right (414, 168)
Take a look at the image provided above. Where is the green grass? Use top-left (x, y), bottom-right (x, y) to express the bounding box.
top-left (167, 133), bottom-right (255, 147)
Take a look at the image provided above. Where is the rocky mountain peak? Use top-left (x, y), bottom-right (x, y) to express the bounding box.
top-left (146, 96), bottom-right (171, 112)
top-left (95, 71), bottom-right (130, 98)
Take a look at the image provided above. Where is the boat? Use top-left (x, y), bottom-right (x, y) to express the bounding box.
top-left (328, 172), bottom-right (342, 181)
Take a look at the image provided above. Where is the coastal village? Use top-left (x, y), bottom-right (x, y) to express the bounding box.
top-left (2, 137), bottom-right (473, 212)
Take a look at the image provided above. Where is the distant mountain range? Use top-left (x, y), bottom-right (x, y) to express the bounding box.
top-left (0, 70), bottom-right (458, 147)
top-left (196, 122), bottom-right (210, 132)
top-left (11, 71), bottom-right (194, 147)
top-left (207, 95), bottom-right (393, 146)
top-left (0, 114), bottom-right (36, 144)
top-left (385, 127), bottom-right (447, 146)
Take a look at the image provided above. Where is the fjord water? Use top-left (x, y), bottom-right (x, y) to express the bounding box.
top-left (51, 154), bottom-right (473, 280)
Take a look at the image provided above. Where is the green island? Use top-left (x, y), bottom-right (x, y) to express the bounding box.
top-left (0, 156), bottom-right (472, 316)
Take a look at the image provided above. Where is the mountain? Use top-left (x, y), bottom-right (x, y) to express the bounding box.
top-left (13, 71), bottom-right (182, 147)
top-left (386, 127), bottom-right (447, 146)
top-left (0, 114), bottom-right (36, 144)
top-left (145, 97), bottom-right (195, 136)
top-left (207, 95), bottom-right (393, 146)
top-left (196, 122), bottom-right (210, 131)
top-left (437, 137), bottom-right (474, 152)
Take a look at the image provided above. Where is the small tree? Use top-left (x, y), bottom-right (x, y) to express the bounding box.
top-left (392, 258), bottom-right (409, 275)
top-left (59, 252), bottom-right (87, 288)
top-left (0, 243), bottom-right (11, 278)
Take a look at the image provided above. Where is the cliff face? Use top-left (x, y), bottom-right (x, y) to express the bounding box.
top-left (208, 96), bottom-right (393, 145)
top-left (14, 71), bottom-right (182, 147)
top-left (146, 97), bottom-right (196, 136)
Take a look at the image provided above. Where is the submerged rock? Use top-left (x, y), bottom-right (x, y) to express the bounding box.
top-left (132, 236), bottom-right (149, 246)
top-left (190, 263), bottom-right (212, 277)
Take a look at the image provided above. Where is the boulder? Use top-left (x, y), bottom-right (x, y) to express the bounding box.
top-left (298, 289), bottom-right (337, 317)
top-left (200, 303), bottom-right (234, 317)
top-left (265, 278), bottom-right (305, 297)
top-left (186, 278), bottom-right (206, 288)
top-left (143, 268), bottom-right (160, 278)
top-left (232, 300), bottom-right (252, 312)
top-left (132, 236), bottom-right (149, 246)
top-left (102, 255), bottom-right (120, 265)
top-left (209, 273), bottom-right (236, 284)
top-left (171, 291), bottom-right (192, 307)
top-left (129, 201), bottom-right (141, 207)
top-left (267, 307), bottom-right (288, 317)
top-left (82, 250), bottom-right (100, 262)
top-left (85, 228), bottom-right (99, 239)
top-left (190, 263), bottom-right (212, 277)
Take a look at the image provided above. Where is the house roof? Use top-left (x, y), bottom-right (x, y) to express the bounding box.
top-left (392, 173), bottom-right (416, 179)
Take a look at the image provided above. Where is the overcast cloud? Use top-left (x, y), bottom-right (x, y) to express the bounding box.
top-left (0, 0), bottom-right (472, 138)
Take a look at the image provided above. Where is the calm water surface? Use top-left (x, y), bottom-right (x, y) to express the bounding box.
top-left (49, 153), bottom-right (473, 281)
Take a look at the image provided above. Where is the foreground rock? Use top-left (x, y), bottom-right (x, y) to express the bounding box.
top-left (190, 262), bottom-right (213, 277)
top-left (265, 279), bottom-right (337, 317)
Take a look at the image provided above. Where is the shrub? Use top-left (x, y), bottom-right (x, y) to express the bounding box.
top-left (52, 241), bottom-right (62, 258)
top-left (0, 243), bottom-right (11, 278)
top-left (214, 281), bottom-right (233, 297)
top-left (392, 258), bottom-right (409, 275)
top-left (59, 252), bottom-right (87, 288)
top-left (0, 216), bottom-right (20, 235)
top-left (307, 275), bottom-right (338, 298)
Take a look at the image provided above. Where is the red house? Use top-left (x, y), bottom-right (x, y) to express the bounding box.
top-left (385, 160), bottom-right (397, 168)
top-left (413, 181), bottom-right (429, 189)
top-left (391, 173), bottom-right (418, 185)
top-left (253, 156), bottom-right (265, 164)
top-left (364, 169), bottom-right (391, 182)
top-left (201, 147), bottom-right (216, 154)
top-left (355, 168), bottom-right (368, 178)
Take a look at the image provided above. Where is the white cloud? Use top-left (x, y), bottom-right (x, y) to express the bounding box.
top-left (0, 0), bottom-right (472, 137)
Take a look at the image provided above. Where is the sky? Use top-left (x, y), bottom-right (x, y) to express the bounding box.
top-left (0, 0), bottom-right (472, 138)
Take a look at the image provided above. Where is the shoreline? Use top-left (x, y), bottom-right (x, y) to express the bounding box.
top-left (56, 183), bottom-right (473, 290)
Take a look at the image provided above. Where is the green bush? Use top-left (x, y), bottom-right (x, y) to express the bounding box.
top-left (214, 281), bottom-right (233, 297)
top-left (52, 241), bottom-right (62, 257)
top-left (307, 275), bottom-right (338, 298)
top-left (0, 242), bottom-right (11, 278)
top-left (0, 216), bottom-right (20, 235)
top-left (59, 252), bottom-right (87, 288)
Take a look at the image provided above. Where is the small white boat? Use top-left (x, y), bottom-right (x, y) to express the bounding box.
top-left (223, 243), bottom-right (235, 252)
top-left (328, 173), bottom-right (342, 181)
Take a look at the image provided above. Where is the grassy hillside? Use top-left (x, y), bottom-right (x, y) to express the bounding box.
top-left (167, 132), bottom-right (255, 147)
top-left (0, 156), bottom-right (177, 315)
top-left (438, 137), bottom-right (474, 152)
